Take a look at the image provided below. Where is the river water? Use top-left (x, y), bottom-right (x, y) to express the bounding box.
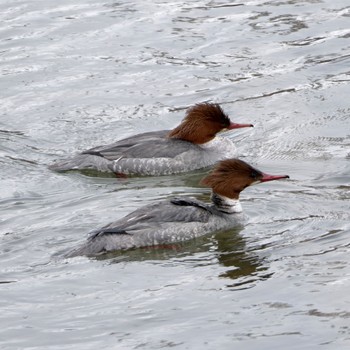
top-left (1, 0), bottom-right (349, 349)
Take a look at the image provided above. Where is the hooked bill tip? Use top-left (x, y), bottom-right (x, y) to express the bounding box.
top-left (228, 122), bottom-right (254, 129)
top-left (260, 173), bottom-right (289, 182)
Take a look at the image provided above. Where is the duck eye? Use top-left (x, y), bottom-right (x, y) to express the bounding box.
top-left (251, 171), bottom-right (258, 180)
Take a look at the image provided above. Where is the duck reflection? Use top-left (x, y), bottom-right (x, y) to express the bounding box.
top-left (214, 228), bottom-right (272, 288)
top-left (96, 225), bottom-right (270, 289)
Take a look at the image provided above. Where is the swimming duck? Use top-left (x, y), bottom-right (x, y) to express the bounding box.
top-left (49, 103), bottom-right (253, 176)
top-left (64, 159), bottom-right (289, 257)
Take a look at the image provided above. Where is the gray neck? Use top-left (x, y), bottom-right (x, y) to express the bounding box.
top-left (211, 192), bottom-right (242, 214)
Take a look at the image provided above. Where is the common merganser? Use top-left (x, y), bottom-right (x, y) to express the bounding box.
top-left (49, 103), bottom-right (253, 176)
top-left (64, 159), bottom-right (289, 257)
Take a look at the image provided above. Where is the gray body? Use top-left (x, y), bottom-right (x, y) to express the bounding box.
top-left (49, 130), bottom-right (236, 175)
top-left (64, 196), bottom-right (244, 257)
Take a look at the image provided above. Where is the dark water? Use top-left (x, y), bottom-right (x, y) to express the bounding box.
top-left (1, 0), bottom-right (350, 349)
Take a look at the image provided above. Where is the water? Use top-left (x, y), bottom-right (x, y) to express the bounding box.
top-left (1, 0), bottom-right (349, 349)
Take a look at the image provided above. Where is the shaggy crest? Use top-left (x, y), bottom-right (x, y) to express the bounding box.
top-left (200, 159), bottom-right (263, 199)
top-left (168, 103), bottom-right (231, 144)
top-left (183, 103), bottom-right (231, 127)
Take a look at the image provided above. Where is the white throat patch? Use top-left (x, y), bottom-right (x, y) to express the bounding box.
top-left (211, 192), bottom-right (243, 214)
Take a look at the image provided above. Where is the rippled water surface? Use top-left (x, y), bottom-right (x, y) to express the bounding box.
top-left (1, 0), bottom-right (350, 349)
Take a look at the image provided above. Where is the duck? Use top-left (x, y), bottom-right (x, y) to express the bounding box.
top-left (49, 103), bottom-right (253, 176)
top-left (63, 159), bottom-right (289, 257)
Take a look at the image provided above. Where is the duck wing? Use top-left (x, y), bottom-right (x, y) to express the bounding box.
top-left (82, 130), bottom-right (195, 160)
top-left (90, 197), bottom-right (213, 238)
top-left (65, 198), bottom-right (213, 257)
